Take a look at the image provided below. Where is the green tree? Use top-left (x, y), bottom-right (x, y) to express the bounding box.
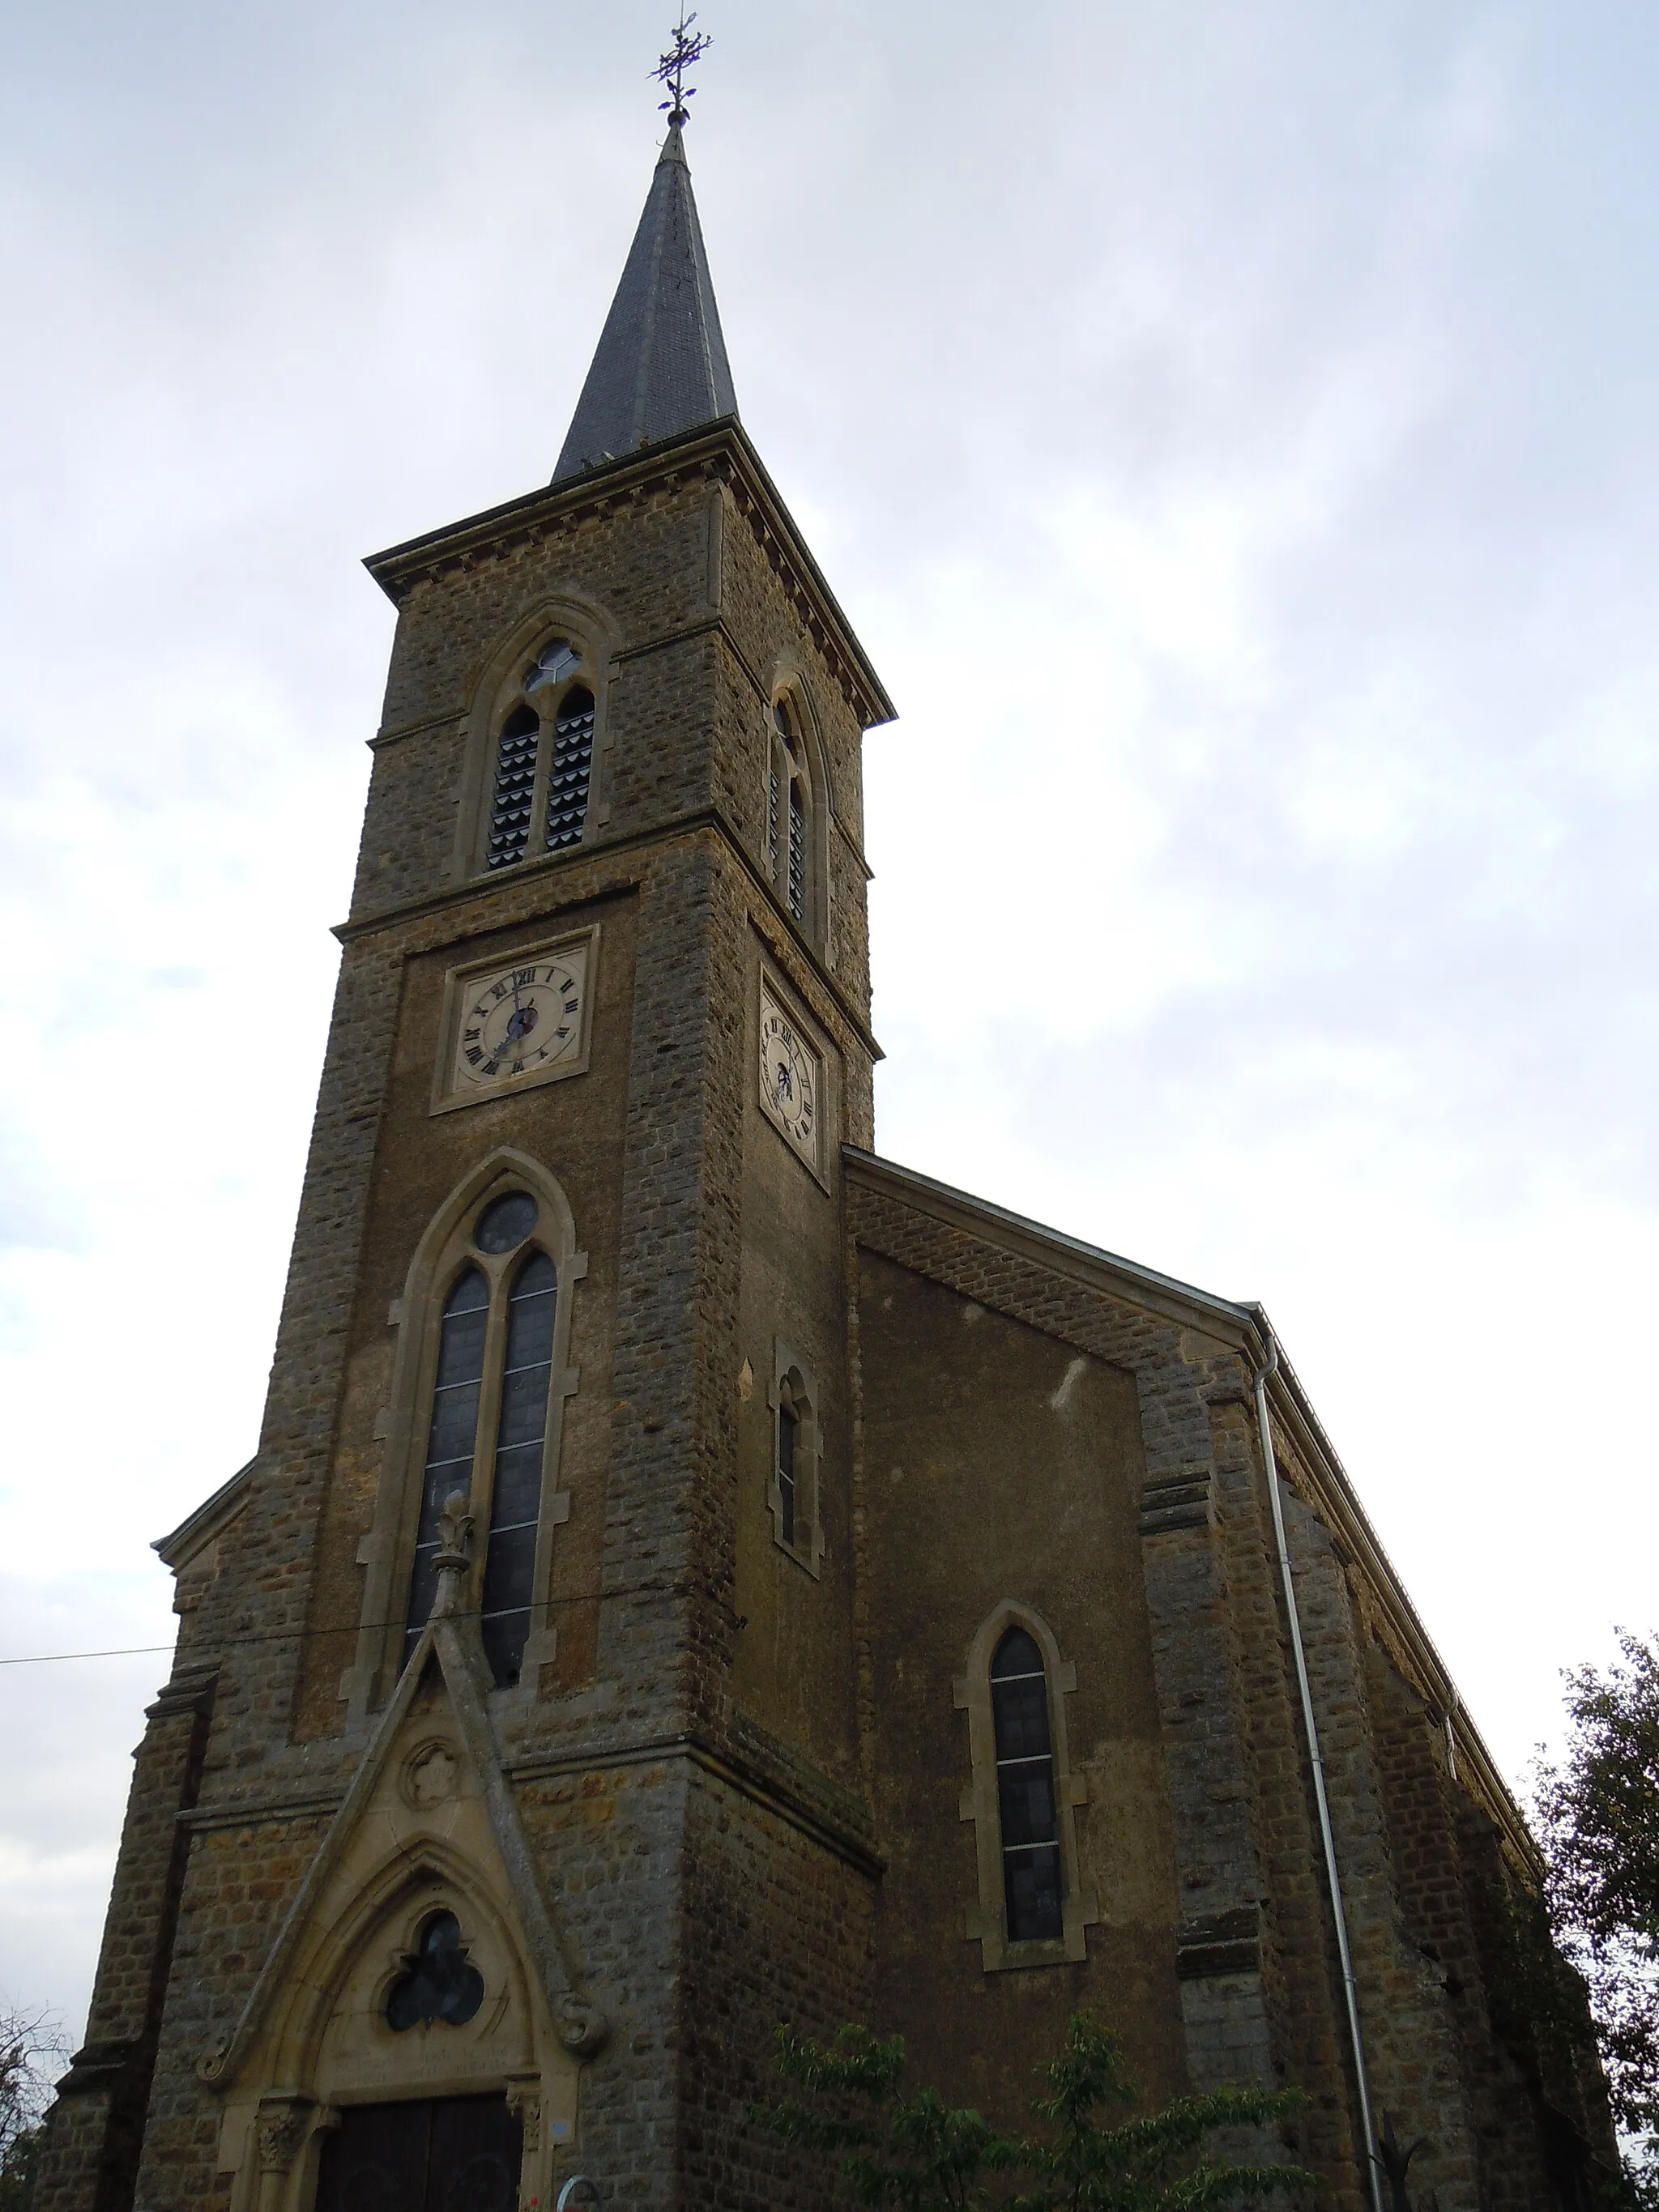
top-left (1533, 1629), bottom-right (1659, 2199)
top-left (756, 2011), bottom-right (1316, 2211)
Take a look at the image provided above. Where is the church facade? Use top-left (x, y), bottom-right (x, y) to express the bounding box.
top-left (39, 108), bottom-right (1616, 2212)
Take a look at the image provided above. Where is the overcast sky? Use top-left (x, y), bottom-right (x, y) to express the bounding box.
top-left (2, 0), bottom-right (1657, 2046)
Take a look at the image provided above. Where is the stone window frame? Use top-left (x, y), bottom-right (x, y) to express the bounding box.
top-left (953, 1600), bottom-right (1097, 1972)
top-left (346, 1149), bottom-right (586, 1726)
top-left (766, 1339), bottom-right (825, 1578)
top-left (450, 594), bottom-right (619, 884)
top-left (761, 676), bottom-right (830, 950)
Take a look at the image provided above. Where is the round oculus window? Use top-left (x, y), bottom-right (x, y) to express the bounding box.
top-left (475, 1191), bottom-right (539, 1254)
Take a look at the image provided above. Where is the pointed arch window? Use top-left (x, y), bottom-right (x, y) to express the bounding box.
top-left (766, 695), bottom-right (813, 931)
top-left (484, 639), bottom-right (596, 871)
top-left (955, 1605), bottom-right (1097, 1970)
top-left (767, 1342), bottom-right (824, 1575)
top-left (991, 1627), bottom-right (1063, 1941)
top-left (402, 1190), bottom-right (569, 1688)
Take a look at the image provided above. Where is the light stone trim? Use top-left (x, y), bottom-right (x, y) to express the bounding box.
top-left (766, 1339), bottom-right (825, 1579)
top-left (953, 1600), bottom-right (1097, 1973)
top-left (347, 1149), bottom-right (587, 1727)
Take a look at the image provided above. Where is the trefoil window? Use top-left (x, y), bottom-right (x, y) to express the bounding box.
top-left (386, 1911), bottom-right (485, 2032)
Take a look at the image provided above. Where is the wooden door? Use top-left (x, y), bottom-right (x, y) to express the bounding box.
top-left (315, 2095), bottom-right (522, 2212)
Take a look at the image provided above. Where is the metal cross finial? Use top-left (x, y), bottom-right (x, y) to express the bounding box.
top-left (652, 11), bottom-right (711, 126)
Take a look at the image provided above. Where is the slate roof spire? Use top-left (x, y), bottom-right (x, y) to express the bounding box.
top-left (551, 112), bottom-right (738, 484)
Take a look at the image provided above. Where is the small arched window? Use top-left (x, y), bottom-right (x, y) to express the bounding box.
top-left (990, 1628), bottom-right (1064, 1942)
top-left (484, 640), bottom-right (595, 871)
top-left (766, 696), bottom-right (812, 930)
top-left (403, 1191), bottom-right (563, 1687)
top-left (956, 1605), bottom-right (1094, 1969)
top-left (767, 1343), bottom-right (824, 1575)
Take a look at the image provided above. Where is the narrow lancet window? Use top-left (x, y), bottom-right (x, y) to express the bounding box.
top-left (487, 706), bottom-right (540, 870)
top-left (777, 1392), bottom-right (800, 1548)
top-left (480, 1249), bottom-right (558, 1686)
top-left (545, 687), bottom-right (595, 851)
top-left (991, 1626), bottom-right (1064, 1941)
top-left (405, 1268), bottom-right (491, 1659)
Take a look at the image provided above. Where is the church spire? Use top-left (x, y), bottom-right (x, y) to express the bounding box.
top-left (551, 21), bottom-right (736, 485)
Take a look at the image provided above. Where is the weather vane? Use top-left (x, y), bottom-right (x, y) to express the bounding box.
top-left (651, 11), bottom-right (711, 127)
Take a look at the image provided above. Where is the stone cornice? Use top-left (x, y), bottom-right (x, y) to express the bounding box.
top-left (153, 1457), bottom-right (256, 1573)
top-left (843, 1148), bottom-right (1255, 1340)
top-left (362, 420), bottom-right (897, 731)
top-left (335, 808), bottom-right (882, 1062)
top-left (177, 1729), bottom-right (883, 1882)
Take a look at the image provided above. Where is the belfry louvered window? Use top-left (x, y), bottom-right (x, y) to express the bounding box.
top-left (404, 1190), bottom-right (561, 1688)
top-left (487, 708), bottom-right (540, 869)
top-left (991, 1626), bottom-right (1064, 1941)
top-left (484, 639), bottom-right (595, 870)
top-left (545, 689), bottom-right (595, 850)
top-left (767, 695), bottom-right (812, 931)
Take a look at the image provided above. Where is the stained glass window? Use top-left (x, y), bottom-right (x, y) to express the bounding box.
top-left (405, 1268), bottom-right (490, 1661)
top-left (480, 1250), bottom-right (557, 1686)
top-left (386, 1912), bottom-right (485, 2032)
top-left (991, 1626), bottom-right (1064, 1941)
top-left (778, 1400), bottom-right (799, 1549)
top-left (475, 1190), bottom-right (538, 1255)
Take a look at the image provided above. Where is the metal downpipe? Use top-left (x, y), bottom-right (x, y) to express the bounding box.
top-left (1251, 1326), bottom-right (1387, 2212)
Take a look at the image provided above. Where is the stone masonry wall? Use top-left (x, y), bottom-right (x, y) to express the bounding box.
top-left (843, 1177), bottom-right (1339, 2176)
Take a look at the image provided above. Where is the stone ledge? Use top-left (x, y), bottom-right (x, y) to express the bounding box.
top-left (1140, 1476), bottom-right (1214, 1537)
top-left (1176, 1906), bottom-right (1262, 1980)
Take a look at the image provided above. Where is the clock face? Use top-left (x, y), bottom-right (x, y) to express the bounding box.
top-left (437, 934), bottom-right (596, 1108)
top-left (759, 991), bottom-right (819, 1168)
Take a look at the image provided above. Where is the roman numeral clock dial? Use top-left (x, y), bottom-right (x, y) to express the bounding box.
top-left (434, 930), bottom-right (598, 1111)
top-left (758, 985), bottom-right (823, 1173)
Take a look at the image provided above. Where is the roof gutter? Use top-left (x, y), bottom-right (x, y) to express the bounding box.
top-left (1252, 1322), bottom-right (1386, 2212)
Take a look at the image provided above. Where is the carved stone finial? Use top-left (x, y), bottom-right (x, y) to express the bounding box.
top-left (432, 1490), bottom-right (476, 1617)
top-left (556, 1993), bottom-right (611, 2059)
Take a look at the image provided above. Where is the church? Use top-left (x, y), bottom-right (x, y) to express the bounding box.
top-left (38, 67), bottom-right (1617, 2212)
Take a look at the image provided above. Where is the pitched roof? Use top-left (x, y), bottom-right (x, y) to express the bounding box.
top-left (552, 120), bottom-right (738, 484)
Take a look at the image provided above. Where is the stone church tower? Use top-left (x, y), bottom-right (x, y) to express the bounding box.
top-left (40, 100), bottom-right (1617, 2212)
